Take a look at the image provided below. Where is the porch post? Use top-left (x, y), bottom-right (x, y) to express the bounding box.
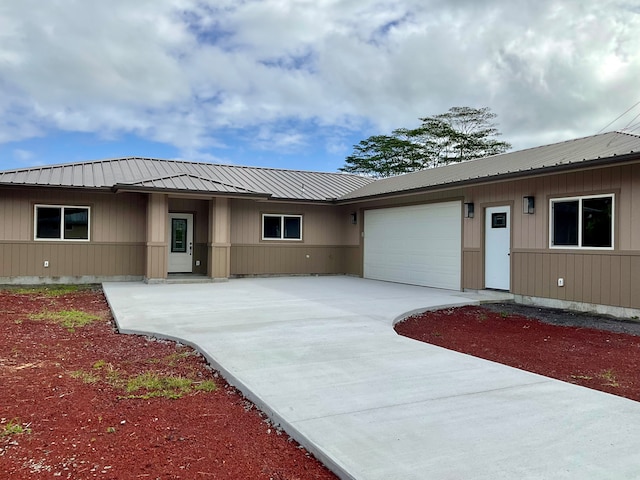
top-left (208, 197), bottom-right (231, 279)
top-left (145, 193), bottom-right (168, 282)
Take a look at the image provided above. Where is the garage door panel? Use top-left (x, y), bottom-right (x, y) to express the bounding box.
top-left (363, 202), bottom-right (461, 290)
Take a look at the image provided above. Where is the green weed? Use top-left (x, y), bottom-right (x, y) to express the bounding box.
top-left (0, 419), bottom-right (31, 438)
top-left (93, 360), bottom-right (107, 369)
top-left (30, 309), bottom-right (100, 331)
top-left (70, 370), bottom-right (100, 384)
top-left (10, 285), bottom-right (82, 296)
top-left (570, 374), bottom-right (593, 381)
top-left (598, 369), bottom-right (620, 387)
top-left (194, 380), bottom-right (217, 392)
top-left (124, 373), bottom-right (193, 399)
top-left (69, 357), bottom-right (217, 400)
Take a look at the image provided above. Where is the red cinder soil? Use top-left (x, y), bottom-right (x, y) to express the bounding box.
top-left (0, 286), bottom-right (336, 479)
top-left (395, 305), bottom-right (640, 402)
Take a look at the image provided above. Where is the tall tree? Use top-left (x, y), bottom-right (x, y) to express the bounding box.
top-left (340, 106), bottom-right (511, 177)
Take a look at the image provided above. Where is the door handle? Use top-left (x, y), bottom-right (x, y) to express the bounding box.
top-left (189, 242), bottom-right (193, 255)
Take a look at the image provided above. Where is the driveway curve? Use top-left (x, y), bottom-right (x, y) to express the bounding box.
top-left (103, 276), bottom-right (640, 480)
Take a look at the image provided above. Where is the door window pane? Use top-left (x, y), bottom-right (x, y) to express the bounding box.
top-left (491, 213), bottom-right (507, 228)
top-left (171, 218), bottom-right (187, 252)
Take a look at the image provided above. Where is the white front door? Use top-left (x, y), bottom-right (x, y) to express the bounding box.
top-left (168, 213), bottom-right (193, 273)
top-left (485, 206), bottom-right (510, 290)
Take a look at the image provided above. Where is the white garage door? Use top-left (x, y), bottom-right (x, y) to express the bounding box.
top-left (364, 202), bottom-right (462, 290)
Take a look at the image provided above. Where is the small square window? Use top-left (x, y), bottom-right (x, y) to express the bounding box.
top-left (262, 214), bottom-right (302, 241)
top-left (491, 212), bottom-right (507, 228)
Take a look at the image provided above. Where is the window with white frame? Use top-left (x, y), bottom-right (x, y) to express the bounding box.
top-left (549, 194), bottom-right (613, 249)
top-left (34, 205), bottom-right (90, 241)
top-left (262, 214), bottom-right (302, 241)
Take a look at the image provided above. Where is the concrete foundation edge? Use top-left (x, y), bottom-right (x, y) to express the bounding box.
top-left (514, 294), bottom-right (640, 320)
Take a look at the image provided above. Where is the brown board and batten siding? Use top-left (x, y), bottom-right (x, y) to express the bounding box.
top-left (343, 162), bottom-right (640, 309)
top-left (502, 165), bottom-right (640, 308)
top-left (0, 187), bottom-right (146, 279)
top-left (229, 199), bottom-right (361, 276)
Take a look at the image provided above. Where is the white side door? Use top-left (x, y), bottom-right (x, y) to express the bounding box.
top-left (485, 206), bottom-right (511, 290)
top-left (168, 213), bottom-right (193, 273)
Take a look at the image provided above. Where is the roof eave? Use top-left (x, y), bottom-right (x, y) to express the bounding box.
top-left (0, 182), bottom-right (113, 192)
top-left (255, 197), bottom-right (340, 205)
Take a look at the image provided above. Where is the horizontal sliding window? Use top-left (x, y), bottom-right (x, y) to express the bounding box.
top-left (262, 214), bottom-right (302, 241)
top-left (34, 205), bottom-right (90, 241)
top-left (550, 194), bottom-right (613, 249)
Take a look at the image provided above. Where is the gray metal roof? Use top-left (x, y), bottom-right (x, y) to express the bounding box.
top-left (0, 158), bottom-right (373, 202)
top-left (3, 132), bottom-right (640, 203)
top-left (339, 131), bottom-right (640, 201)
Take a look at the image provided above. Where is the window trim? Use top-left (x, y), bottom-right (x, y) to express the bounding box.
top-left (34, 204), bottom-right (91, 242)
top-left (261, 214), bottom-right (303, 241)
top-left (549, 194), bottom-right (614, 250)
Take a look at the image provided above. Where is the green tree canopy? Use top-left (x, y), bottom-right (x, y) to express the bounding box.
top-left (340, 106), bottom-right (511, 178)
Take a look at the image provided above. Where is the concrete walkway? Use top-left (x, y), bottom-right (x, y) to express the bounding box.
top-left (103, 277), bottom-right (640, 480)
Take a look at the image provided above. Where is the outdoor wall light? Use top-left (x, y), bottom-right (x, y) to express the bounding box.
top-left (350, 212), bottom-right (358, 224)
top-left (523, 196), bottom-right (535, 214)
top-left (464, 202), bottom-right (475, 218)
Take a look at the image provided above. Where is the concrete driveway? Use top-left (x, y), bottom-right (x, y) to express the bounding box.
top-left (103, 276), bottom-right (640, 480)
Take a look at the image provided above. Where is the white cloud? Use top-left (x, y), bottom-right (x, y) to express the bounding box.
top-left (0, 0), bottom-right (639, 159)
top-left (13, 148), bottom-right (33, 161)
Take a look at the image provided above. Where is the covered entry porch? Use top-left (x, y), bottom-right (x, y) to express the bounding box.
top-left (144, 193), bottom-right (231, 282)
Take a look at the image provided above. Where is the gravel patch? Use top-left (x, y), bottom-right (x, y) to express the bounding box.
top-left (482, 302), bottom-right (640, 336)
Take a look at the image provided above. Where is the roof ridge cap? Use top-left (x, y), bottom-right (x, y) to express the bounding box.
top-left (116, 171), bottom-right (262, 194)
top-left (0, 156), bottom-right (371, 179)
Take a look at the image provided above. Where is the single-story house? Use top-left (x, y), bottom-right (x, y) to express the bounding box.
top-left (2, 131), bottom-right (640, 317)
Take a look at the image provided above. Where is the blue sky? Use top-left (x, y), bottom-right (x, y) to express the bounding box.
top-left (1, 0), bottom-right (640, 173)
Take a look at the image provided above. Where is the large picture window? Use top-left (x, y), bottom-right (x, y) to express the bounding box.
top-left (34, 205), bottom-right (90, 241)
top-left (550, 194), bottom-right (613, 249)
top-left (262, 214), bottom-right (302, 241)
